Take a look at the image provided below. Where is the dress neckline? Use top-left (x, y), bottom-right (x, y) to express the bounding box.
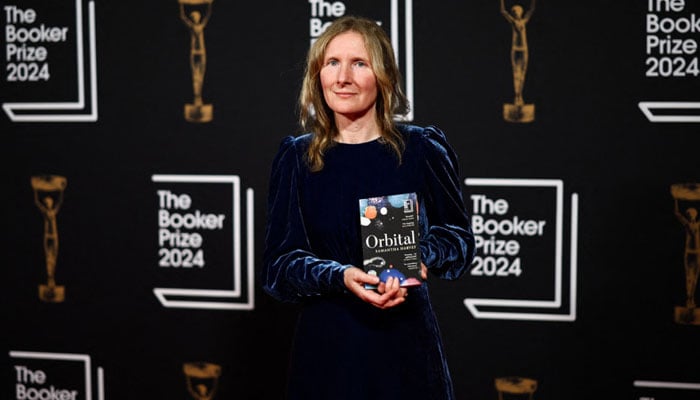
top-left (333, 137), bottom-right (381, 147)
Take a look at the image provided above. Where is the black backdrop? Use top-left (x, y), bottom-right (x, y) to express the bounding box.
top-left (4, 1), bottom-right (699, 399)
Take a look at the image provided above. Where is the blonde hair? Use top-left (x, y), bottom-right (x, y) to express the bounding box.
top-left (299, 15), bottom-right (410, 171)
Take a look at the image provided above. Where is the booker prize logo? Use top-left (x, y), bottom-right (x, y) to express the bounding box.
top-left (184, 362), bottom-right (221, 400)
top-left (306, 0), bottom-right (414, 120)
top-left (500, 0), bottom-right (535, 123)
top-left (179, 0), bottom-right (214, 123)
top-left (638, 0), bottom-right (700, 123)
top-left (671, 182), bottom-right (700, 325)
top-left (2, 0), bottom-right (98, 122)
top-left (152, 174), bottom-right (255, 310)
top-left (9, 350), bottom-right (105, 400)
top-left (463, 178), bottom-right (579, 321)
top-left (31, 175), bottom-right (67, 303)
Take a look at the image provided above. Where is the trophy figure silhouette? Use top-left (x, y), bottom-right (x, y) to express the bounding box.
top-left (500, 0), bottom-right (535, 123)
top-left (31, 175), bottom-right (67, 303)
top-left (183, 362), bottom-right (221, 400)
top-left (671, 183), bottom-right (700, 325)
top-left (180, 0), bottom-right (213, 123)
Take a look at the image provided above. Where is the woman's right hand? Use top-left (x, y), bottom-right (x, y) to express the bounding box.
top-left (343, 267), bottom-right (407, 309)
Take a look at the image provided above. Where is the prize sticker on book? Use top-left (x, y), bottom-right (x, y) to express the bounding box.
top-left (359, 192), bottom-right (422, 289)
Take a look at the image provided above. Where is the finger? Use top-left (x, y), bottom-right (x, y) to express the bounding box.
top-left (362, 290), bottom-right (384, 304)
top-left (384, 277), bottom-right (400, 296)
top-left (381, 280), bottom-right (407, 303)
top-left (374, 282), bottom-right (400, 304)
top-left (366, 273), bottom-right (381, 286)
top-left (373, 295), bottom-right (406, 309)
top-left (356, 272), bottom-right (380, 287)
top-left (344, 267), bottom-right (380, 289)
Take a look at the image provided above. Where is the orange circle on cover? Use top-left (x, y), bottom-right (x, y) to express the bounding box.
top-left (365, 205), bottom-right (377, 219)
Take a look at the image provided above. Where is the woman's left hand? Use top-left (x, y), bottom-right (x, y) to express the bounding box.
top-left (376, 276), bottom-right (409, 306)
top-left (344, 267), bottom-right (405, 309)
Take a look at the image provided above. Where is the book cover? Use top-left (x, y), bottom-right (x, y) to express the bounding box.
top-left (359, 192), bottom-right (422, 289)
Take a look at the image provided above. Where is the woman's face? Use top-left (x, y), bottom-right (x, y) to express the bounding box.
top-left (320, 31), bottom-right (378, 121)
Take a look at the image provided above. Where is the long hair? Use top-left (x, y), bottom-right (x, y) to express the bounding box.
top-left (299, 15), bottom-right (410, 172)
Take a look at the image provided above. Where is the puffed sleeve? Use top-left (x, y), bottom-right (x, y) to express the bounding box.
top-left (418, 125), bottom-right (476, 280)
top-left (261, 136), bottom-right (349, 303)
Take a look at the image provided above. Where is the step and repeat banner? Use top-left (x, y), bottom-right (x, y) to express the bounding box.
top-left (3, 1), bottom-right (699, 399)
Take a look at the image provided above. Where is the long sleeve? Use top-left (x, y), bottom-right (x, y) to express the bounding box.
top-left (418, 126), bottom-right (476, 280)
top-left (261, 136), bottom-right (349, 303)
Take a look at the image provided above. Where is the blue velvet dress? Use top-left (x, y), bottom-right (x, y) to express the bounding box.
top-left (262, 124), bottom-right (475, 400)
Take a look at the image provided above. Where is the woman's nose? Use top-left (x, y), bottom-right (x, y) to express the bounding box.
top-left (337, 63), bottom-right (351, 83)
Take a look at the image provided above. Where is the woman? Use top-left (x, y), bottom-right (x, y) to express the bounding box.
top-left (262, 15), bottom-right (475, 400)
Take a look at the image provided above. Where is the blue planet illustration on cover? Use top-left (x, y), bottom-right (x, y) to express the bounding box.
top-left (379, 266), bottom-right (407, 283)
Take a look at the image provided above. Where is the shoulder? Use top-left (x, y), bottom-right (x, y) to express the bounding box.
top-left (272, 134), bottom-right (311, 173)
top-left (398, 123), bottom-right (448, 141)
top-left (275, 133), bottom-right (312, 157)
top-left (398, 124), bottom-right (453, 155)
top-left (277, 133), bottom-right (312, 152)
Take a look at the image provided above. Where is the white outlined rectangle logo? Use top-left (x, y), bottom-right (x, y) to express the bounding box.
top-left (9, 350), bottom-right (105, 400)
top-left (151, 174), bottom-right (255, 310)
top-left (2, 0), bottom-right (98, 122)
top-left (463, 178), bottom-right (579, 321)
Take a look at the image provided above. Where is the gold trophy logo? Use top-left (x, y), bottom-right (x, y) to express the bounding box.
top-left (495, 376), bottom-right (537, 400)
top-left (671, 183), bottom-right (700, 325)
top-left (179, 0), bottom-right (213, 123)
top-left (31, 175), bottom-right (67, 303)
top-left (500, 0), bottom-right (535, 123)
top-left (183, 362), bottom-right (221, 400)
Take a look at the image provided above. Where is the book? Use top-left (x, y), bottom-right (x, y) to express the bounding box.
top-left (359, 192), bottom-right (422, 289)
